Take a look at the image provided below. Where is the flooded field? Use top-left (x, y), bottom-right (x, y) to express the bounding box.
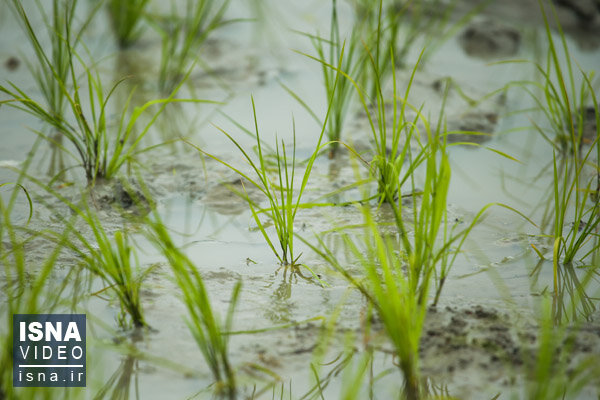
top-left (1, 0), bottom-right (600, 399)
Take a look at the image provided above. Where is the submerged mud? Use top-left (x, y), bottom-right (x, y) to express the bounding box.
top-left (1, 0), bottom-right (600, 398)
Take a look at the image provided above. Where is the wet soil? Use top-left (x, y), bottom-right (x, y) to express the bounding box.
top-left (1, 0), bottom-right (600, 399)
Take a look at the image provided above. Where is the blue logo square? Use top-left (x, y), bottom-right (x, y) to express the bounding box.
top-left (13, 314), bottom-right (86, 387)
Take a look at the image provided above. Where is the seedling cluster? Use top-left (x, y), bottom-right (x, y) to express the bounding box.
top-left (0, 0), bottom-right (598, 398)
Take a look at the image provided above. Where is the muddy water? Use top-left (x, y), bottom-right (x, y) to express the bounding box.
top-left (2, 0), bottom-right (600, 399)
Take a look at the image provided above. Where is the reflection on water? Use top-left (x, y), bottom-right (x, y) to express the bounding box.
top-left (1, 0), bottom-right (600, 398)
top-left (95, 355), bottom-right (138, 400)
top-left (530, 259), bottom-right (600, 324)
top-left (553, 262), bottom-right (599, 324)
top-left (271, 348), bottom-right (456, 400)
top-left (265, 274), bottom-right (293, 324)
top-left (264, 265), bottom-right (319, 324)
top-left (421, 377), bottom-right (455, 399)
top-left (158, 194), bottom-right (249, 242)
top-left (40, 131), bottom-right (67, 183)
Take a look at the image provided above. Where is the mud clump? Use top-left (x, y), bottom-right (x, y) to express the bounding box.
top-left (460, 18), bottom-right (521, 59)
top-left (416, 304), bottom-right (600, 396)
top-left (555, 0), bottom-right (600, 25)
top-left (91, 179), bottom-right (151, 215)
top-left (203, 178), bottom-right (261, 216)
top-left (4, 56), bottom-right (20, 71)
top-left (446, 112), bottom-right (498, 145)
top-left (420, 305), bottom-right (523, 383)
top-left (470, 305), bottom-right (499, 320)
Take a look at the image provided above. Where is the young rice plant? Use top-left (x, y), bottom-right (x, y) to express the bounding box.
top-left (146, 213), bottom-right (240, 399)
top-left (292, 0), bottom-right (363, 159)
top-left (187, 89), bottom-right (338, 268)
top-left (107, 0), bottom-right (151, 47)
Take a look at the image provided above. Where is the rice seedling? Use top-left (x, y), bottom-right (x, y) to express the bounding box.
top-left (300, 122), bottom-right (446, 398)
top-left (301, 49), bottom-right (523, 307)
top-left (146, 213), bottom-right (240, 399)
top-left (352, 0), bottom-right (405, 101)
top-left (0, 184), bottom-right (28, 400)
top-left (0, 175), bottom-right (79, 398)
top-left (6, 0), bottom-right (95, 121)
top-left (186, 94), bottom-right (335, 268)
top-left (2, 0), bottom-right (215, 185)
top-left (309, 207), bottom-right (426, 400)
top-left (1, 46), bottom-right (211, 185)
top-left (326, 45), bottom-right (428, 205)
top-left (336, 351), bottom-right (372, 400)
top-left (354, 0), bottom-right (466, 88)
top-left (107, 0), bottom-right (150, 48)
top-left (13, 155), bottom-right (157, 330)
top-left (506, 0), bottom-right (598, 156)
top-left (306, 203), bottom-right (494, 398)
top-left (549, 85), bottom-right (599, 268)
top-left (406, 0), bottom-right (490, 63)
top-left (551, 137), bottom-right (600, 265)
top-left (81, 216), bottom-right (151, 330)
top-left (302, 88), bottom-right (531, 397)
top-left (496, 1), bottom-right (600, 293)
top-left (521, 0), bottom-right (600, 267)
top-left (301, 43), bottom-right (425, 203)
top-left (154, 0), bottom-right (232, 94)
top-left (352, 0), bottom-right (486, 99)
top-left (25, 187), bottom-right (152, 330)
top-left (5, 0), bottom-right (99, 181)
top-left (292, 0), bottom-right (364, 159)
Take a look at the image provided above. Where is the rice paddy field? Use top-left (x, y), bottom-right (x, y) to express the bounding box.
top-left (1, 0), bottom-right (600, 399)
